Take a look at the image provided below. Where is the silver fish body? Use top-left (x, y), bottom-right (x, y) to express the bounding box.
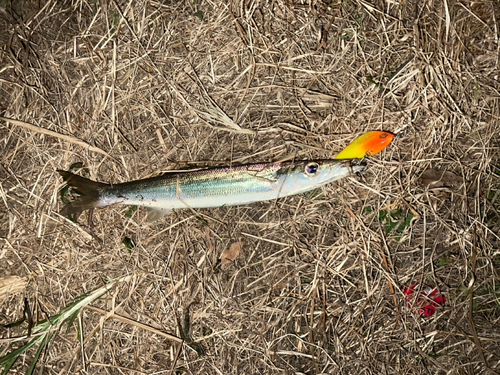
top-left (58, 159), bottom-right (365, 221)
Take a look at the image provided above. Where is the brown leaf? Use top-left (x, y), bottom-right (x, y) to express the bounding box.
top-left (420, 169), bottom-right (463, 188)
top-left (0, 276), bottom-right (28, 300)
top-left (220, 241), bottom-right (244, 265)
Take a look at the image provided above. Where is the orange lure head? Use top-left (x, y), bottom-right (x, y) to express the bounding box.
top-left (334, 131), bottom-right (394, 159)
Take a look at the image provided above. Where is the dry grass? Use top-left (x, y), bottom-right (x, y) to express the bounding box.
top-left (1, 0), bottom-right (499, 374)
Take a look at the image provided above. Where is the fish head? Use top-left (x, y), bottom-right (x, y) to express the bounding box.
top-left (277, 159), bottom-right (366, 196)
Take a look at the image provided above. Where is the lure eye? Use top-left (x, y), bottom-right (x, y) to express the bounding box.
top-left (305, 163), bottom-right (319, 176)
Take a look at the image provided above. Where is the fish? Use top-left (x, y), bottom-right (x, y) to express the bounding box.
top-left (334, 131), bottom-right (393, 159)
top-left (58, 159), bottom-right (366, 221)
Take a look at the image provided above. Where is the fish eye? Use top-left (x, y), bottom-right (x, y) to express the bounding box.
top-left (305, 163), bottom-right (319, 176)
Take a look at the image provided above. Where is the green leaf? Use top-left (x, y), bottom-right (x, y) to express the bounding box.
top-left (65, 310), bottom-right (80, 335)
top-left (193, 10), bottom-right (203, 21)
top-left (213, 258), bottom-right (221, 274)
top-left (378, 210), bottom-right (387, 220)
top-left (396, 213), bottom-right (413, 234)
top-left (384, 217), bottom-right (398, 234)
top-left (124, 205), bottom-right (137, 217)
top-left (2, 299), bottom-right (27, 328)
top-left (0, 336), bottom-right (40, 373)
top-left (59, 184), bottom-right (71, 205)
top-left (390, 209), bottom-right (403, 218)
top-left (366, 76), bottom-right (383, 88)
top-left (438, 257), bottom-right (451, 266)
top-left (123, 237), bottom-right (135, 250)
top-left (26, 331), bottom-right (54, 375)
top-left (0, 356), bottom-right (17, 375)
top-left (68, 162), bottom-right (83, 170)
top-left (110, 11), bottom-right (118, 26)
top-left (0, 275), bottom-right (133, 374)
top-left (196, 216), bottom-right (208, 225)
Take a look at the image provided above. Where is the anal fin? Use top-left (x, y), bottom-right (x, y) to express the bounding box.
top-left (146, 208), bottom-right (172, 222)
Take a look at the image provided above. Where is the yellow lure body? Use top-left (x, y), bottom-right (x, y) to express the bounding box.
top-left (334, 131), bottom-right (393, 159)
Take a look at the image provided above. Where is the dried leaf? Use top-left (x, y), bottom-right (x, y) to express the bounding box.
top-left (0, 276), bottom-right (28, 300)
top-left (420, 169), bottom-right (463, 188)
top-left (220, 241), bottom-right (244, 265)
top-left (0, 116), bottom-right (111, 158)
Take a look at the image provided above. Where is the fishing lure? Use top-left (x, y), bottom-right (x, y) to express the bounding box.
top-left (334, 131), bottom-right (393, 159)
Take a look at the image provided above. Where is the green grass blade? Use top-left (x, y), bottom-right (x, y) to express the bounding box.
top-left (0, 357), bottom-right (17, 375)
top-left (0, 335), bottom-right (43, 374)
top-left (0, 274), bottom-right (135, 373)
top-left (26, 331), bottom-right (55, 375)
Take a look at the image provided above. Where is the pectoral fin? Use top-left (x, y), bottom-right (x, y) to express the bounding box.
top-left (146, 208), bottom-right (172, 222)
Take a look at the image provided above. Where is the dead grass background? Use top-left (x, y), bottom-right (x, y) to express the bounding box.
top-left (1, 0), bottom-right (499, 374)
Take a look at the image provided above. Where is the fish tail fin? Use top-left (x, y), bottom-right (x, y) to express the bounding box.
top-left (58, 170), bottom-right (108, 216)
